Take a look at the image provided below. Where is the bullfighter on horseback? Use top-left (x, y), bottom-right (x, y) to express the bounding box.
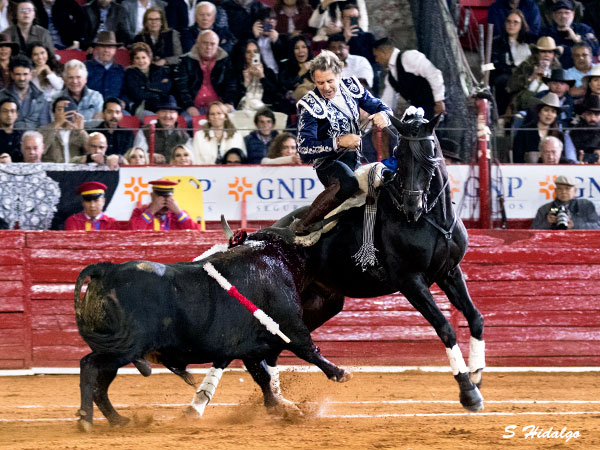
top-left (294, 50), bottom-right (392, 236)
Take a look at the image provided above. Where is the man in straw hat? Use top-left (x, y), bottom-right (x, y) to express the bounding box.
top-left (531, 175), bottom-right (600, 229)
top-left (566, 95), bottom-right (600, 163)
top-left (508, 36), bottom-right (563, 112)
top-left (85, 31), bottom-right (125, 100)
top-left (64, 181), bottom-right (121, 230)
top-left (128, 179), bottom-right (199, 230)
top-left (540, 0), bottom-right (599, 69)
top-left (513, 92), bottom-right (569, 162)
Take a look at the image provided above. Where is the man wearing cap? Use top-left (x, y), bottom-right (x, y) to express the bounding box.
top-left (132, 95), bottom-right (191, 164)
top-left (531, 175), bottom-right (600, 229)
top-left (565, 95), bottom-right (600, 162)
top-left (65, 182), bottom-right (120, 230)
top-left (128, 179), bottom-right (199, 230)
top-left (540, 0), bottom-right (599, 69)
top-left (85, 31), bottom-right (125, 101)
top-left (32, 0), bottom-right (86, 50)
top-left (0, 33), bottom-right (18, 89)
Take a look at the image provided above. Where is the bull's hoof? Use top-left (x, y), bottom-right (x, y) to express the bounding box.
top-left (77, 419), bottom-right (93, 433)
top-left (470, 368), bottom-right (483, 389)
top-left (459, 385), bottom-right (484, 412)
top-left (331, 369), bottom-right (353, 383)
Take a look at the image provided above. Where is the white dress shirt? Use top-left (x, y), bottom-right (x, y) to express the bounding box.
top-left (341, 54), bottom-right (374, 88)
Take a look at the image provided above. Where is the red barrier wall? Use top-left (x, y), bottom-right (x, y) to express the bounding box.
top-left (0, 230), bottom-right (599, 369)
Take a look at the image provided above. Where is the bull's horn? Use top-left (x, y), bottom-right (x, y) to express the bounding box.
top-left (221, 215), bottom-right (234, 240)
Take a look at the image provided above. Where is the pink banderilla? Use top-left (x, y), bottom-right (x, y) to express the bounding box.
top-left (203, 262), bottom-right (291, 343)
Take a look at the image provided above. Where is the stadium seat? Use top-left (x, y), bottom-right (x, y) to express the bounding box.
top-left (114, 48), bottom-right (131, 67)
top-left (55, 49), bottom-right (86, 63)
top-left (191, 115), bottom-right (207, 135)
top-left (142, 114), bottom-right (188, 130)
top-left (118, 116), bottom-right (140, 135)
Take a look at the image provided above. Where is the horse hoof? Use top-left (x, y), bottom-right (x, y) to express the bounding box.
top-left (109, 415), bottom-right (131, 427)
top-left (267, 398), bottom-right (302, 417)
top-left (333, 370), bottom-right (353, 383)
top-left (470, 369), bottom-right (483, 389)
top-left (183, 405), bottom-right (203, 419)
top-left (77, 419), bottom-right (93, 433)
top-left (460, 385), bottom-right (484, 412)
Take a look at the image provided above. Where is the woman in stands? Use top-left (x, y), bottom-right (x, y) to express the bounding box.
top-left (278, 35), bottom-right (313, 109)
top-left (581, 65), bottom-right (600, 104)
top-left (169, 144), bottom-right (194, 165)
top-left (27, 42), bottom-right (63, 101)
top-left (273, 0), bottom-right (313, 37)
top-left (122, 42), bottom-right (172, 117)
top-left (308, 0), bottom-right (367, 42)
top-left (491, 9), bottom-right (533, 115)
top-left (191, 101), bottom-right (246, 164)
top-left (261, 131), bottom-right (302, 165)
top-left (123, 147), bottom-right (148, 165)
top-left (133, 7), bottom-right (182, 66)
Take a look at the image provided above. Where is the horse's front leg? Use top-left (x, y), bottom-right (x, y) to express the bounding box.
top-left (398, 273), bottom-right (484, 412)
top-left (437, 265), bottom-right (485, 388)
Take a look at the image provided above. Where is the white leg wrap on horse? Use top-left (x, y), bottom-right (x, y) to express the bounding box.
top-left (190, 367), bottom-right (223, 416)
top-left (469, 337), bottom-right (486, 372)
top-left (446, 345), bottom-right (468, 376)
top-left (268, 365), bottom-right (282, 398)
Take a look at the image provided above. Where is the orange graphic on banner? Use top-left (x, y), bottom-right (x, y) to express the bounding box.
top-left (124, 177), bottom-right (150, 203)
top-left (448, 173), bottom-right (460, 200)
top-left (539, 175), bottom-right (558, 200)
top-left (228, 177), bottom-right (253, 202)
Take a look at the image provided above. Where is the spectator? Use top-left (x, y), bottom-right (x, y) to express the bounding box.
top-left (235, 40), bottom-right (283, 112)
top-left (540, 0), bottom-right (586, 28)
top-left (2, 1), bottom-right (54, 53)
top-left (249, 6), bottom-right (289, 75)
top-left (491, 9), bottom-right (533, 115)
top-left (122, 42), bottom-right (172, 116)
top-left (261, 131), bottom-right (301, 165)
top-left (128, 178), bottom-right (199, 230)
top-left (169, 143), bottom-right (193, 165)
top-left (244, 107), bottom-right (278, 163)
top-left (0, 33), bottom-right (18, 89)
top-left (278, 35), bottom-right (313, 105)
top-left (0, 55), bottom-right (51, 130)
top-left (523, 68), bottom-right (575, 126)
top-left (133, 7), bottom-right (182, 66)
top-left (531, 174), bottom-right (600, 229)
top-left (64, 181), bottom-right (120, 230)
top-left (512, 92), bottom-right (566, 162)
top-left (173, 29), bottom-right (237, 118)
top-left (538, 135), bottom-right (570, 163)
top-left (219, 0), bottom-right (266, 42)
top-left (123, 146), bottom-right (148, 164)
top-left (539, 0), bottom-right (599, 69)
top-left (507, 36), bottom-right (562, 113)
top-left (222, 147), bottom-right (246, 163)
top-left (0, 98), bottom-right (22, 162)
top-left (85, 31), bottom-right (125, 101)
top-left (192, 100), bottom-right (245, 164)
top-left (328, 33), bottom-right (373, 89)
top-left (567, 95), bottom-right (600, 162)
top-left (32, 0), bottom-right (86, 50)
top-left (121, 0), bottom-right (167, 39)
top-left (165, 0), bottom-right (229, 33)
top-left (180, 1), bottom-right (235, 54)
top-left (83, 0), bottom-right (132, 49)
top-left (373, 37), bottom-right (445, 119)
top-left (338, 3), bottom-right (375, 64)
top-left (27, 42), bottom-right (63, 101)
top-left (133, 95), bottom-right (191, 164)
top-left (40, 96), bottom-right (88, 163)
top-left (308, 0), bottom-right (368, 42)
top-left (20, 130), bottom-right (44, 162)
top-left (273, 0), bottom-right (312, 37)
top-left (487, 0), bottom-right (542, 37)
top-left (95, 97), bottom-right (134, 156)
top-left (580, 64), bottom-right (600, 103)
top-left (57, 59), bottom-right (104, 121)
top-left (71, 131), bottom-right (120, 168)
top-left (0, 0), bottom-right (11, 32)
top-left (566, 42), bottom-right (594, 97)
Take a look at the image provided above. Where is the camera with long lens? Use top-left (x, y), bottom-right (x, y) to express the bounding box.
top-left (550, 205), bottom-right (570, 230)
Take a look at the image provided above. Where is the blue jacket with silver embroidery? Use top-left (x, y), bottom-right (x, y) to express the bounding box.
top-left (296, 76), bottom-right (392, 164)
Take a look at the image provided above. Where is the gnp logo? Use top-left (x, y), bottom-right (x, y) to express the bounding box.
top-left (538, 175), bottom-right (558, 200)
top-left (228, 177), bottom-right (253, 202)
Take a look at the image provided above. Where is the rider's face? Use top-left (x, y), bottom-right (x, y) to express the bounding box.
top-left (313, 69), bottom-right (341, 100)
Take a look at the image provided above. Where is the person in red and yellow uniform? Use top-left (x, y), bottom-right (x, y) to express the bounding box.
top-left (128, 179), bottom-right (199, 230)
top-left (64, 182), bottom-right (121, 230)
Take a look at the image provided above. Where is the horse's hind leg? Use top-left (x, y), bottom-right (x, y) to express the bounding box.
top-left (398, 273), bottom-right (483, 412)
top-left (437, 265), bottom-right (485, 387)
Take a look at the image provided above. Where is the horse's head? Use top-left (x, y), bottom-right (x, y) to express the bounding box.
top-left (389, 111), bottom-right (442, 222)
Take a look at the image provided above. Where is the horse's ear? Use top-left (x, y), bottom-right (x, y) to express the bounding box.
top-left (388, 114), bottom-right (403, 132)
top-left (424, 114), bottom-right (443, 135)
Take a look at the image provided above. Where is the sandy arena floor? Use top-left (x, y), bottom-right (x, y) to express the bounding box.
top-left (0, 370), bottom-right (598, 449)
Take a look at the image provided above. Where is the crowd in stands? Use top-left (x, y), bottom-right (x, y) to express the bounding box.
top-left (489, 0), bottom-right (600, 164)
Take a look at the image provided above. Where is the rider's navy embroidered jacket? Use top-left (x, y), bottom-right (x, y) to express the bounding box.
top-left (296, 76), bottom-right (392, 165)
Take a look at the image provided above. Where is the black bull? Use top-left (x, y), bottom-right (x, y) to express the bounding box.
top-left (74, 237), bottom-right (349, 430)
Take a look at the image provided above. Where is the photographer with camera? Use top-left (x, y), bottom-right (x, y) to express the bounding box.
top-left (39, 96), bottom-right (88, 163)
top-left (531, 175), bottom-right (600, 229)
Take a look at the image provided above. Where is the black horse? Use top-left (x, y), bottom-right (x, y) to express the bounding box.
top-left (225, 111), bottom-right (485, 413)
